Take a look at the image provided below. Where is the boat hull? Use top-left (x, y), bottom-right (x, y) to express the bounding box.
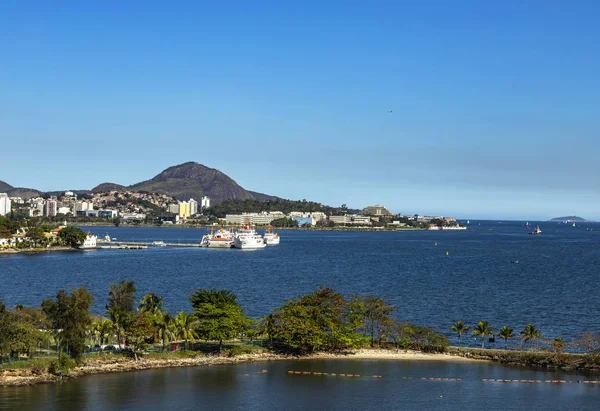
top-left (233, 238), bottom-right (266, 249)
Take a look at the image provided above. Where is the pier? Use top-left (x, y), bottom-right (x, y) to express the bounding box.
top-left (97, 240), bottom-right (201, 248)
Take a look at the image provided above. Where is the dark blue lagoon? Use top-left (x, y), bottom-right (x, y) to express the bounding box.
top-left (0, 221), bottom-right (599, 345)
top-left (2, 359), bottom-right (600, 411)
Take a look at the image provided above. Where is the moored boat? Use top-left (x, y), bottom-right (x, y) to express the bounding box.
top-left (233, 225), bottom-right (266, 249)
top-left (263, 225), bottom-right (280, 245)
top-left (202, 228), bottom-right (234, 248)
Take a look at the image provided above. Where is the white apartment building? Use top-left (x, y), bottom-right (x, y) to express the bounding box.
top-left (201, 196), bottom-right (210, 210)
top-left (0, 193), bottom-right (11, 216)
top-left (167, 204), bottom-right (180, 214)
top-left (58, 206), bottom-right (72, 215)
top-left (74, 201), bottom-right (92, 212)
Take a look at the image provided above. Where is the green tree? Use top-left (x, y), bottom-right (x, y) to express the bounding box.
top-left (42, 287), bottom-right (94, 360)
top-left (155, 311), bottom-right (176, 351)
top-left (26, 227), bottom-right (45, 247)
top-left (520, 324), bottom-right (542, 350)
top-left (0, 225), bottom-right (12, 239)
top-left (138, 293), bottom-right (164, 315)
top-left (361, 296), bottom-right (395, 347)
top-left (106, 280), bottom-right (136, 350)
top-left (497, 326), bottom-right (515, 349)
top-left (58, 226), bottom-right (87, 247)
top-left (258, 314), bottom-right (276, 346)
top-left (93, 319), bottom-right (114, 345)
top-left (190, 289), bottom-right (250, 350)
top-left (174, 311), bottom-right (198, 351)
top-left (391, 321), bottom-right (449, 353)
top-left (451, 320), bottom-right (470, 344)
top-left (271, 287), bottom-right (368, 354)
top-left (472, 321), bottom-right (494, 349)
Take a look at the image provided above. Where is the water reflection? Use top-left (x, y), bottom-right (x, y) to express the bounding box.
top-left (2, 359), bottom-right (600, 411)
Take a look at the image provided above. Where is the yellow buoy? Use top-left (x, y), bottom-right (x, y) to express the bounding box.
top-left (446, 251), bottom-right (449, 256)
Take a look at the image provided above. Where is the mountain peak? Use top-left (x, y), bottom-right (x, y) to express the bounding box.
top-left (0, 180), bottom-right (14, 192)
top-left (129, 162), bottom-right (271, 203)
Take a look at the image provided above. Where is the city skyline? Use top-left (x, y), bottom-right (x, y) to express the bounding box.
top-left (1, 2), bottom-right (599, 220)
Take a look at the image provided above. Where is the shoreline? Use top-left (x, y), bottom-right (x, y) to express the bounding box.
top-left (0, 246), bottom-right (78, 255)
top-left (0, 349), bottom-right (482, 388)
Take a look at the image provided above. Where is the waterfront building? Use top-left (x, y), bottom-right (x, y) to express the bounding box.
top-left (98, 210), bottom-right (118, 219)
top-left (0, 193), bottom-right (11, 216)
top-left (292, 217), bottom-right (314, 226)
top-left (201, 196), bottom-right (210, 210)
top-left (329, 214), bottom-right (372, 225)
top-left (288, 211), bottom-right (326, 224)
top-left (80, 233), bottom-right (97, 248)
top-left (179, 201), bottom-right (191, 219)
top-left (44, 199), bottom-right (58, 217)
top-left (225, 211), bottom-right (285, 225)
top-left (189, 198), bottom-right (198, 215)
top-left (167, 204), bottom-right (180, 214)
top-left (360, 204), bottom-right (392, 217)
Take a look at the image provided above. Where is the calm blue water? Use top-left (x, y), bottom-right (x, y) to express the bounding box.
top-left (2, 359), bottom-right (600, 410)
top-left (1, 221), bottom-right (599, 347)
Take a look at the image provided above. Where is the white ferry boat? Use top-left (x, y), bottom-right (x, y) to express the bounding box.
top-left (233, 226), bottom-right (266, 249)
top-left (201, 228), bottom-right (234, 248)
top-left (263, 226), bottom-right (280, 245)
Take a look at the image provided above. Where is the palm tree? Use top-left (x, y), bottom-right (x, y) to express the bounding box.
top-left (94, 319), bottom-right (114, 345)
top-left (155, 312), bottom-right (176, 351)
top-left (138, 293), bottom-right (164, 315)
top-left (451, 320), bottom-right (470, 344)
top-left (497, 326), bottom-right (514, 349)
top-left (472, 321), bottom-right (494, 348)
top-left (174, 311), bottom-right (198, 351)
top-left (520, 324), bottom-right (542, 350)
top-left (106, 281), bottom-right (136, 349)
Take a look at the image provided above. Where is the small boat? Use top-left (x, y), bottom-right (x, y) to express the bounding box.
top-left (528, 226), bottom-right (542, 235)
top-left (263, 225), bottom-right (280, 246)
top-left (151, 241), bottom-right (167, 247)
top-left (511, 259), bottom-right (519, 264)
top-left (573, 223), bottom-right (576, 227)
top-left (466, 220), bottom-right (470, 224)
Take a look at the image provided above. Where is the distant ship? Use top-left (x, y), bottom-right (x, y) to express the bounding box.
top-left (263, 226), bottom-right (280, 246)
top-left (528, 226), bottom-right (542, 235)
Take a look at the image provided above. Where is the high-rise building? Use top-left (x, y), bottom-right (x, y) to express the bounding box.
top-left (201, 196), bottom-right (210, 210)
top-left (44, 199), bottom-right (58, 217)
top-left (167, 204), bottom-right (180, 214)
top-left (179, 201), bottom-right (190, 219)
top-left (74, 201), bottom-right (92, 212)
top-left (0, 193), bottom-right (11, 216)
top-left (189, 198), bottom-right (198, 216)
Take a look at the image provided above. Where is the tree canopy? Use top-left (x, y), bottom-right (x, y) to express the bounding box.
top-left (42, 287), bottom-right (94, 360)
top-left (190, 289), bottom-right (250, 348)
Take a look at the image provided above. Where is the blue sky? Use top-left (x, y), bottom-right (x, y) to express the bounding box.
top-left (1, 1), bottom-right (599, 219)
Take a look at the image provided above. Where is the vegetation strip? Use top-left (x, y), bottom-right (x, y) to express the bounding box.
top-left (2, 282), bottom-right (600, 388)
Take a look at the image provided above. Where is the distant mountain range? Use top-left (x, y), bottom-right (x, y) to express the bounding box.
top-left (549, 216), bottom-right (589, 222)
top-left (0, 162), bottom-right (280, 205)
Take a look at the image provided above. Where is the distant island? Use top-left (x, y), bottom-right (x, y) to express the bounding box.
top-left (549, 216), bottom-right (589, 222)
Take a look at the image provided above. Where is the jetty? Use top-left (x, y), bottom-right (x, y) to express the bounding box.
top-left (97, 240), bottom-right (200, 248)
